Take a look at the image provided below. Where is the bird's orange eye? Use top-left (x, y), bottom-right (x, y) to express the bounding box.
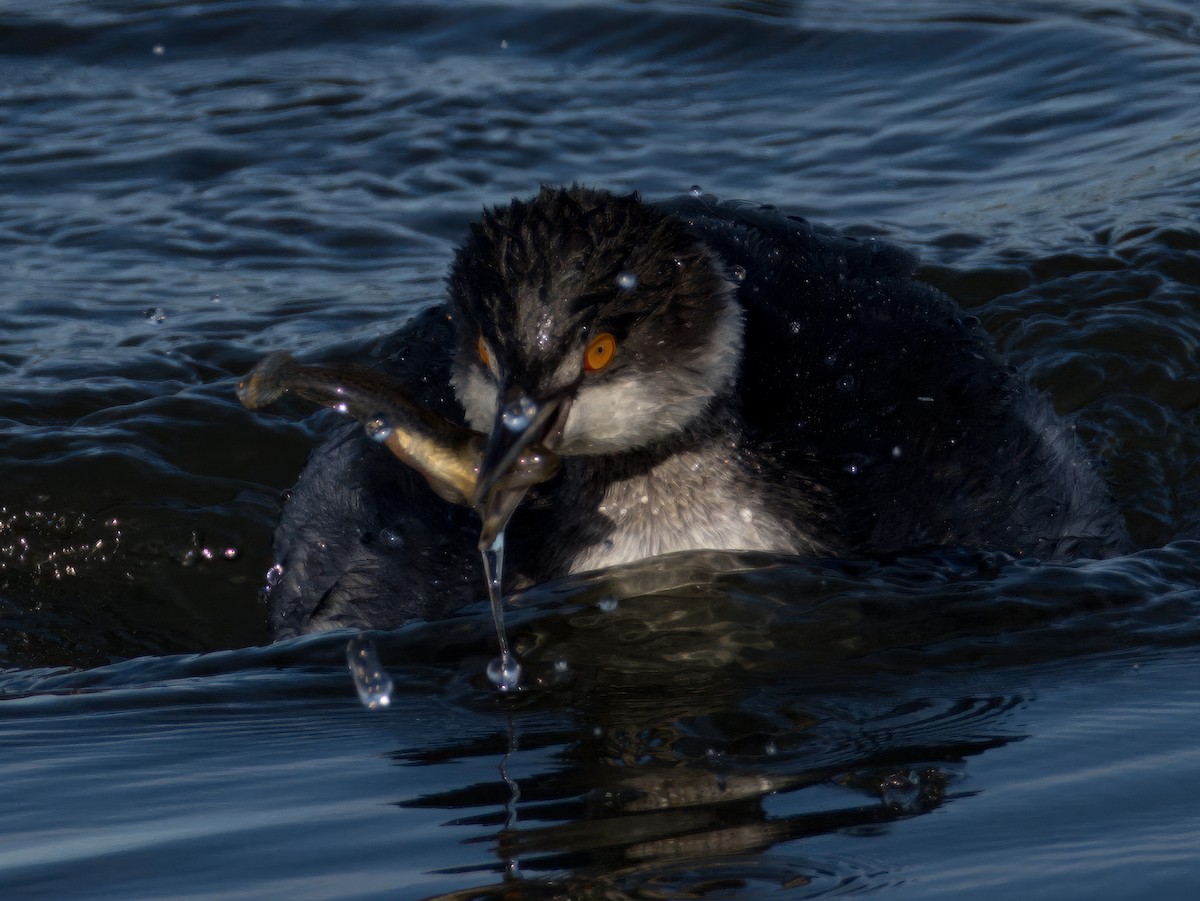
top-left (583, 332), bottom-right (617, 373)
top-left (477, 336), bottom-right (491, 369)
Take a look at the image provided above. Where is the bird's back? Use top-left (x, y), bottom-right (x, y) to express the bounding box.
top-left (660, 196), bottom-right (1128, 559)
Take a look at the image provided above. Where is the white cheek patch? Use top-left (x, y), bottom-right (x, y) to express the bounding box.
top-left (561, 290), bottom-right (744, 455)
top-left (450, 360), bottom-right (498, 434)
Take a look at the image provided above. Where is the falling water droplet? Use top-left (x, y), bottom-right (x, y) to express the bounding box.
top-left (689, 184), bottom-right (704, 196)
top-left (597, 596), bottom-right (619, 613)
top-left (502, 397), bottom-right (539, 432)
top-left (487, 654), bottom-right (523, 690)
top-left (482, 532), bottom-right (522, 692)
top-left (616, 271), bottom-right (638, 291)
top-left (837, 374), bottom-right (855, 393)
top-left (346, 635), bottom-right (393, 710)
top-left (730, 264), bottom-right (747, 282)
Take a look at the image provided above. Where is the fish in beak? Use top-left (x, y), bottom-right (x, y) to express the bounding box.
top-left (238, 352), bottom-right (561, 523)
top-left (474, 384), bottom-right (572, 548)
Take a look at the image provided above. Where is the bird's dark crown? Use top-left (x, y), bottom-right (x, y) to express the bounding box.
top-left (448, 185), bottom-right (731, 394)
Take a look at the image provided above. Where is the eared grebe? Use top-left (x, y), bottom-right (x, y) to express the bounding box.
top-left (248, 186), bottom-right (1128, 639)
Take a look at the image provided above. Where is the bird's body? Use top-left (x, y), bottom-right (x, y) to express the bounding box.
top-left (264, 188), bottom-right (1127, 639)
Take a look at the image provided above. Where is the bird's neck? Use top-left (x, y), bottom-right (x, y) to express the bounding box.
top-left (536, 410), bottom-right (826, 577)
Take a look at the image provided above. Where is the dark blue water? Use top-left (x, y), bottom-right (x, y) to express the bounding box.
top-left (3, 1), bottom-right (1200, 898)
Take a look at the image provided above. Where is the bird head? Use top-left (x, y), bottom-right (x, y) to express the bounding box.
top-left (447, 186), bottom-right (744, 538)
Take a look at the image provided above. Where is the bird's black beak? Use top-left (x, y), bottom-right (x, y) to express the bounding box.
top-left (473, 384), bottom-right (571, 548)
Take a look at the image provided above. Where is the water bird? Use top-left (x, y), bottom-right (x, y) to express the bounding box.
top-left (247, 186), bottom-right (1128, 639)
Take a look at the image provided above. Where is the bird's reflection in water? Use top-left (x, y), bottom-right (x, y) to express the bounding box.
top-left (381, 550), bottom-right (1060, 900)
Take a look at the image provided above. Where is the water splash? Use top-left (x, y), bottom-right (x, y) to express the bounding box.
top-left (346, 635), bottom-right (393, 710)
top-left (482, 533), bottom-right (522, 691)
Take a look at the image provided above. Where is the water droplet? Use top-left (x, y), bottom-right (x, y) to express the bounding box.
top-left (210, 293), bottom-right (221, 303)
top-left (837, 374), bottom-right (855, 393)
top-left (334, 402), bottom-right (349, 414)
top-left (143, 307), bottom-right (167, 322)
top-left (487, 653), bottom-right (522, 691)
top-left (264, 563), bottom-right (284, 589)
top-left (481, 533), bottom-right (521, 692)
top-left (500, 39), bottom-right (509, 49)
top-left (739, 507), bottom-right (753, 523)
top-left (823, 352), bottom-right (838, 367)
top-left (502, 397), bottom-right (539, 432)
top-left (730, 264), bottom-right (747, 282)
top-left (597, 596), bottom-right (619, 613)
top-left (379, 527), bottom-right (404, 547)
top-left (222, 547), bottom-right (240, 560)
top-left (891, 445), bottom-right (903, 459)
top-left (616, 271), bottom-right (638, 291)
top-left (152, 43), bottom-right (165, 56)
top-left (366, 415), bottom-right (393, 442)
top-left (689, 184), bottom-right (703, 196)
top-left (764, 741), bottom-right (778, 756)
top-left (845, 463), bottom-right (860, 475)
top-left (554, 658), bottom-right (569, 674)
top-left (346, 635), bottom-right (393, 710)
top-left (917, 395), bottom-right (934, 403)
top-left (789, 320), bottom-right (802, 335)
